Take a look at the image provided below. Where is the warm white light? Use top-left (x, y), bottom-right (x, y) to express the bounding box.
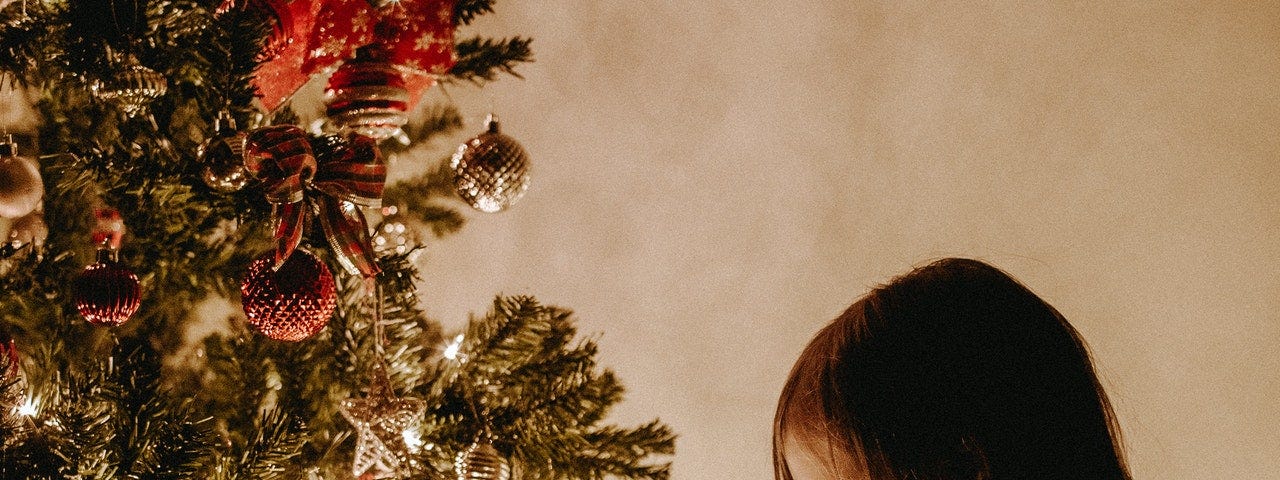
top-left (402, 426), bottom-right (424, 452)
top-left (17, 398), bottom-right (38, 417)
top-left (443, 334), bottom-right (465, 361)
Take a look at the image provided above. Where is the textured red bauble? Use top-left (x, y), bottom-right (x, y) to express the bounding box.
top-left (241, 249), bottom-right (338, 341)
top-left (72, 251), bottom-right (142, 327)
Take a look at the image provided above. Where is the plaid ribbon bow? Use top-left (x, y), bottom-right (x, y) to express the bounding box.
top-left (245, 125), bottom-right (385, 278)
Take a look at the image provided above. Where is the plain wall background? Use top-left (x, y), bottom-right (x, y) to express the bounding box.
top-left (417, 1), bottom-right (1279, 479)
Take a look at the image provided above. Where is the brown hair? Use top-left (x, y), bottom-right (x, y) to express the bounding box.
top-left (773, 258), bottom-right (1130, 479)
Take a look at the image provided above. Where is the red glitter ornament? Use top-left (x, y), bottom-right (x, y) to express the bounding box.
top-left (241, 249), bottom-right (338, 342)
top-left (72, 249), bottom-right (142, 327)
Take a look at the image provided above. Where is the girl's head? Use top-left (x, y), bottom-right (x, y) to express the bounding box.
top-left (774, 258), bottom-right (1130, 479)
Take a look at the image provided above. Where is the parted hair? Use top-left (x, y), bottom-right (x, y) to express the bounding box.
top-left (773, 258), bottom-right (1131, 479)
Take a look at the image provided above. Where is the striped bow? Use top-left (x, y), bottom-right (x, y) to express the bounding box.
top-left (245, 125), bottom-right (385, 278)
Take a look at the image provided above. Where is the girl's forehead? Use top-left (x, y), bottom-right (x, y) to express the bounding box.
top-left (783, 433), bottom-right (868, 480)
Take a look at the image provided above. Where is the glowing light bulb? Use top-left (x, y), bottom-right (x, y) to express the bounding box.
top-left (403, 426), bottom-right (424, 452)
top-left (443, 334), bottom-right (465, 361)
top-left (17, 398), bottom-right (38, 417)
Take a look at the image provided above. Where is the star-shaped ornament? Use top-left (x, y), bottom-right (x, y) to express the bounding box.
top-left (340, 367), bottom-right (427, 479)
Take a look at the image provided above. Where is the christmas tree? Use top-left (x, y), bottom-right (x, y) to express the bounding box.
top-left (0, 1), bottom-right (674, 478)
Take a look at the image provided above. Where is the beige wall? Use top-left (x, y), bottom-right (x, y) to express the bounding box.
top-left (426, 1), bottom-right (1280, 478)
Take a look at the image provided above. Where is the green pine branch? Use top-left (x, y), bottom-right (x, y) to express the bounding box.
top-left (383, 162), bottom-right (469, 238)
top-left (381, 104), bottom-right (467, 156)
top-left (228, 407), bottom-right (307, 480)
top-left (421, 296), bottom-right (675, 480)
top-left (449, 36), bottom-right (534, 85)
top-left (454, 0), bottom-right (496, 26)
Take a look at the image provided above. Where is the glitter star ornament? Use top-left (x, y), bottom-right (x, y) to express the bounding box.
top-left (340, 366), bottom-right (427, 479)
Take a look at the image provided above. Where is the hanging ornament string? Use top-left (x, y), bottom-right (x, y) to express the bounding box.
top-left (243, 125), bottom-right (386, 277)
top-left (107, 0), bottom-right (146, 54)
top-left (371, 278), bottom-right (387, 368)
top-left (338, 278), bottom-right (428, 479)
top-left (446, 326), bottom-right (514, 480)
top-left (454, 369), bottom-right (511, 480)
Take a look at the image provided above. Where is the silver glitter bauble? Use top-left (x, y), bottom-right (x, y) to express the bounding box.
top-left (0, 135), bottom-right (42, 219)
top-left (198, 112), bottom-right (250, 192)
top-left (454, 440), bottom-right (511, 480)
top-left (92, 55), bottom-right (168, 116)
top-left (450, 115), bottom-right (530, 213)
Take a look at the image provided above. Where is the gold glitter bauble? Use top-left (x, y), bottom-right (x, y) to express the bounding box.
top-left (92, 55), bottom-right (167, 116)
top-left (454, 440), bottom-right (511, 480)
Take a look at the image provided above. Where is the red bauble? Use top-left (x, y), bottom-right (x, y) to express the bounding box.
top-left (324, 49), bottom-right (412, 140)
top-left (241, 250), bottom-right (337, 342)
top-left (72, 250), bottom-right (142, 327)
top-left (307, 0), bottom-right (455, 123)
